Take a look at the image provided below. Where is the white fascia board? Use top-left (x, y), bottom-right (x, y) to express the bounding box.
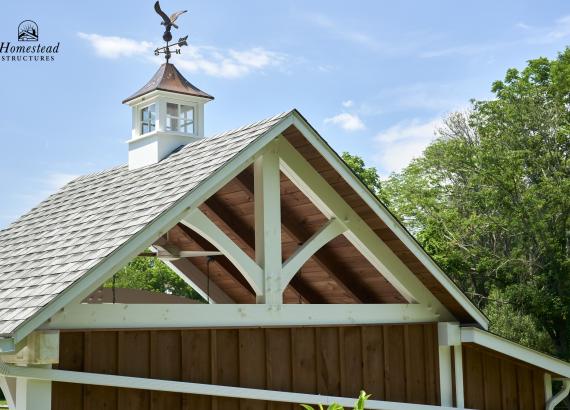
top-left (11, 112), bottom-right (296, 344)
top-left (125, 90), bottom-right (212, 107)
top-left (461, 327), bottom-right (570, 378)
top-left (41, 304), bottom-right (439, 330)
top-left (289, 112), bottom-right (488, 329)
top-left (0, 363), bottom-right (471, 410)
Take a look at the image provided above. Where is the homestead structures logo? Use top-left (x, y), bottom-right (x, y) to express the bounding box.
top-left (1, 20), bottom-right (60, 62)
top-left (18, 20), bottom-right (38, 41)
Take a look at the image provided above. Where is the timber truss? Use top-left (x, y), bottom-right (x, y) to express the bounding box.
top-left (44, 133), bottom-right (456, 329)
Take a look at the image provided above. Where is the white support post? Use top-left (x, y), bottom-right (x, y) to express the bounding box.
top-left (281, 218), bottom-right (345, 291)
top-left (453, 344), bottom-right (465, 408)
top-left (181, 209), bottom-right (263, 295)
top-left (0, 376), bottom-right (17, 410)
top-left (438, 345), bottom-right (453, 407)
top-left (544, 373), bottom-right (552, 403)
top-left (254, 142), bottom-right (282, 305)
top-left (438, 322), bottom-right (463, 408)
top-left (15, 375), bottom-right (52, 410)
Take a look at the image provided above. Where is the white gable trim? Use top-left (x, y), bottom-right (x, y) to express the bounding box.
top-left (10, 113), bottom-right (296, 344)
top-left (10, 109), bottom-right (485, 344)
top-left (461, 327), bottom-right (570, 378)
top-left (289, 113), bottom-right (488, 329)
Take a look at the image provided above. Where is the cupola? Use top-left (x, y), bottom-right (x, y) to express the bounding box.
top-left (122, 2), bottom-right (213, 170)
top-left (122, 63), bottom-right (214, 170)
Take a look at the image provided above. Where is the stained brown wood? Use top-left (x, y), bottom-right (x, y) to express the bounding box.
top-left (54, 324), bottom-right (440, 410)
top-left (463, 344), bottom-right (547, 410)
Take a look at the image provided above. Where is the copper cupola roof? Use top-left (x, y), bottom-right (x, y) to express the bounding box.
top-left (122, 63), bottom-right (214, 104)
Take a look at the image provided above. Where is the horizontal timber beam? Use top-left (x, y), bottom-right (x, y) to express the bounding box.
top-left (0, 363), bottom-right (468, 410)
top-left (41, 304), bottom-right (439, 330)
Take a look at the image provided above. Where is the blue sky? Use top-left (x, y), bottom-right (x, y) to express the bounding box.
top-left (1, 0), bottom-right (569, 228)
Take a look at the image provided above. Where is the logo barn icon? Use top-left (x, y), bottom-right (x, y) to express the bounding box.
top-left (18, 20), bottom-right (39, 41)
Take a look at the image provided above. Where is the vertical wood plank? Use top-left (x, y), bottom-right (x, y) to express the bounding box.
top-left (117, 331), bottom-right (150, 410)
top-left (463, 346), bottom-right (485, 410)
top-left (316, 327), bottom-right (341, 396)
top-left (482, 350), bottom-right (502, 410)
top-left (181, 329), bottom-right (212, 410)
top-left (239, 329), bottom-right (266, 410)
top-left (383, 325), bottom-right (406, 402)
top-left (150, 330), bottom-right (182, 410)
top-left (362, 326), bottom-right (384, 401)
top-left (340, 326), bottom-right (363, 398)
top-left (52, 332), bottom-right (84, 410)
top-left (266, 328), bottom-right (293, 410)
top-left (406, 325), bottom-right (427, 404)
top-left (216, 329), bottom-right (240, 410)
top-left (532, 370), bottom-right (545, 410)
top-left (83, 332), bottom-right (118, 410)
top-left (500, 360), bottom-right (518, 410)
top-left (517, 366), bottom-right (534, 410)
top-left (423, 324), bottom-right (439, 405)
top-left (291, 328), bottom-right (317, 394)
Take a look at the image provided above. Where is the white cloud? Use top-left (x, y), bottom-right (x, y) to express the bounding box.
top-left (78, 32), bottom-right (286, 79)
top-left (342, 100), bottom-right (354, 108)
top-left (78, 32), bottom-right (153, 59)
top-left (324, 113), bottom-right (366, 132)
top-left (374, 118), bottom-right (441, 175)
top-left (526, 15), bottom-right (570, 44)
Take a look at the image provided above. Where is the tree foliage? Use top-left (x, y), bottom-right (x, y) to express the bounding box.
top-left (103, 256), bottom-right (204, 302)
top-left (348, 49), bottom-right (570, 358)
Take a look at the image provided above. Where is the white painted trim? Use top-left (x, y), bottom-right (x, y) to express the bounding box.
top-left (461, 327), bottom-right (570, 378)
top-left (546, 379), bottom-right (570, 410)
top-left (453, 345), bottom-right (464, 408)
top-left (544, 373), bottom-right (552, 403)
top-left (254, 143), bottom-right (283, 304)
top-left (281, 218), bottom-right (346, 291)
top-left (289, 114), bottom-right (488, 329)
top-left (15, 375), bottom-right (51, 410)
top-left (40, 304), bottom-right (439, 330)
top-left (279, 139), bottom-right (453, 320)
top-left (0, 363), bottom-right (469, 410)
top-left (438, 346), bottom-right (453, 407)
top-left (0, 376), bottom-right (16, 410)
top-left (10, 112), bottom-right (295, 343)
top-left (181, 209), bottom-right (264, 295)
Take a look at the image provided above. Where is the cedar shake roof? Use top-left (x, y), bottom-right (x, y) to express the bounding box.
top-left (122, 63), bottom-right (214, 104)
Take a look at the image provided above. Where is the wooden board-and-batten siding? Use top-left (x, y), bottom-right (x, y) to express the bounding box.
top-left (52, 323), bottom-right (440, 410)
top-left (462, 344), bottom-right (546, 410)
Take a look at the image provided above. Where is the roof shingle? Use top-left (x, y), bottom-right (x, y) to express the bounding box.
top-left (0, 111), bottom-right (289, 336)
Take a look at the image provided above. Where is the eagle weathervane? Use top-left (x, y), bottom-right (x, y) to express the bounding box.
top-left (153, 1), bottom-right (189, 63)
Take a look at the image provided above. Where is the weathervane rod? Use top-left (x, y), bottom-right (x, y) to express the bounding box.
top-left (153, 1), bottom-right (189, 63)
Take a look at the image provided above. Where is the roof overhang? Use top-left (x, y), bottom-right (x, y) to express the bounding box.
top-left (291, 112), bottom-right (489, 329)
top-left (461, 327), bottom-right (570, 378)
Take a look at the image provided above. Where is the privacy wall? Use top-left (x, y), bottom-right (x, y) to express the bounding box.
top-left (462, 344), bottom-right (547, 410)
top-left (52, 323), bottom-right (441, 409)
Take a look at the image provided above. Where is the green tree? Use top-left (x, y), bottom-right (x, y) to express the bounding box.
top-left (103, 256), bottom-right (204, 301)
top-left (341, 152), bottom-right (382, 195)
top-left (346, 49), bottom-right (570, 358)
